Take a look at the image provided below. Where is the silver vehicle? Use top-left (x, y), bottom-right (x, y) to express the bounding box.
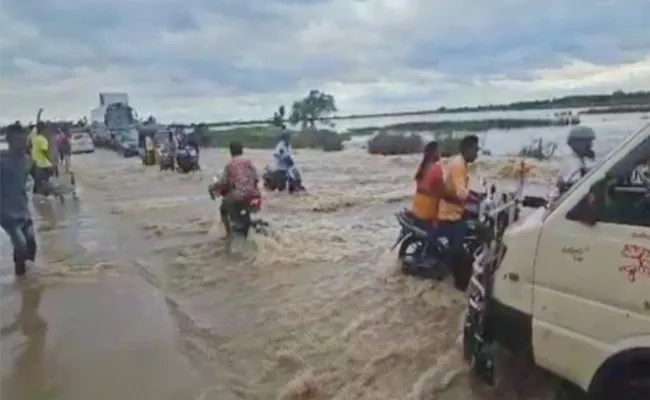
top-left (70, 131), bottom-right (95, 154)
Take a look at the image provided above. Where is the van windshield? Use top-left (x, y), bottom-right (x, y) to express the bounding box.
top-left (547, 123), bottom-right (650, 212)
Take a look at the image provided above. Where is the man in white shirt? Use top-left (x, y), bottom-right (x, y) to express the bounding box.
top-left (274, 132), bottom-right (292, 170)
top-left (556, 125), bottom-right (596, 194)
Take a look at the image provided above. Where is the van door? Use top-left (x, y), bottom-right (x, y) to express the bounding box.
top-left (530, 134), bottom-right (650, 389)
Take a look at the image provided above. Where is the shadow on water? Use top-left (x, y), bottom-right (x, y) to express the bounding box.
top-left (1, 184), bottom-right (210, 400)
top-left (0, 280), bottom-right (55, 400)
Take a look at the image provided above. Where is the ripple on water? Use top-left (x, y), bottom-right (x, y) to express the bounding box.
top-left (67, 149), bottom-right (560, 399)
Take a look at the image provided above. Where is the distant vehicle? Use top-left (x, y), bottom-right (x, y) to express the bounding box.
top-left (70, 131), bottom-right (95, 154)
top-left (115, 127), bottom-right (139, 157)
top-left (99, 92), bottom-right (129, 106)
top-left (0, 133), bottom-right (7, 151)
top-left (89, 92), bottom-right (139, 155)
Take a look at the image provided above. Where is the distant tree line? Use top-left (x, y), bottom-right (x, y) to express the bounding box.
top-left (3, 89), bottom-right (648, 134)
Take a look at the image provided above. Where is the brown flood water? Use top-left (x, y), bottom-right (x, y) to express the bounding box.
top-left (2, 149), bottom-right (561, 400)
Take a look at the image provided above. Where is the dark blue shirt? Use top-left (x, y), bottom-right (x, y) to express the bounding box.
top-left (0, 150), bottom-right (31, 220)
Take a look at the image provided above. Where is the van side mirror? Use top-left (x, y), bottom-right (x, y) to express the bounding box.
top-left (567, 187), bottom-right (599, 226)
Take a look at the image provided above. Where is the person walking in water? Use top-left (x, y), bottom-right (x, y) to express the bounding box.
top-left (0, 123), bottom-right (38, 276)
top-left (56, 129), bottom-right (71, 174)
top-left (29, 109), bottom-right (56, 195)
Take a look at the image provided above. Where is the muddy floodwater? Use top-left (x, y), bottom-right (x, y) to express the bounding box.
top-left (2, 147), bottom-right (574, 400)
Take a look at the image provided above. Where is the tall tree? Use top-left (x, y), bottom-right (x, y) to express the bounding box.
top-left (288, 90), bottom-right (337, 128)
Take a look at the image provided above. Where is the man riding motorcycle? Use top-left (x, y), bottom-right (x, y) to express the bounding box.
top-left (274, 132), bottom-right (294, 176)
top-left (212, 141), bottom-right (261, 237)
top-left (436, 135), bottom-right (480, 279)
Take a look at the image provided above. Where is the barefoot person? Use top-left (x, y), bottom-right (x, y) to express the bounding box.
top-left (0, 123), bottom-right (37, 276)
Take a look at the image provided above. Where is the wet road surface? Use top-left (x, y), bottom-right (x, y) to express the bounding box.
top-left (2, 149), bottom-right (559, 400)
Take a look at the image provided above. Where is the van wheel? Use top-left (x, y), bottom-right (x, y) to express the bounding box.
top-left (597, 360), bottom-right (650, 400)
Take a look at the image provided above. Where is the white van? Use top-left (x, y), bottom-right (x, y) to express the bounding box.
top-left (465, 124), bottom-right (650, 399)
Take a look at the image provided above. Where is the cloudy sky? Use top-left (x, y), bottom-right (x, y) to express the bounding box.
top-left (1, 0), bottom-right (649, 124)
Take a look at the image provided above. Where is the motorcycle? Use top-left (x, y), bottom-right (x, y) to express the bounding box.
top-left (393, 174), bottom-right (545, 290)
top-left (463, 189), bottom-right (548, 385)
top-left (263, 156), bottom-right (306, 194)
top-left (176, 146), bottom-right (200, 173)
top-left (158, 146), bottom-right (175, 171)
top-left (207, 176), bottom-right (269, 238)
top-left (392, 189), bottom-right (492, 290)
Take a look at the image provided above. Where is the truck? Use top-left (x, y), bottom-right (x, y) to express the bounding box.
top-left (464, 123), bottom-right (650, 398)
top-left (89, 93), bottom-right (139, 156)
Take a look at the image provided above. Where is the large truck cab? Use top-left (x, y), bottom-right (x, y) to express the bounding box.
top-left (465, 124), bottom-right (650, 399)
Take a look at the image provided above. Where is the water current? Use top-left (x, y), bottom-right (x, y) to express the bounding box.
top-left (1, 112), bottom-right (648, 400)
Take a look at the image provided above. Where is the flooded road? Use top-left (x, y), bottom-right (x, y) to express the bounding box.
top-left (0, 182), bottom-right (205, 400)
top-left (2, 148), bottom-right (561, 400)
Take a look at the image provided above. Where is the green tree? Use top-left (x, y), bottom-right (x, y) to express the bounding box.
top-left (288, 90), bottom-right (337, 128)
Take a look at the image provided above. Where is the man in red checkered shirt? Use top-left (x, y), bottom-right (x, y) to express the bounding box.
top-left (215, 141), bottom-right (260, 236)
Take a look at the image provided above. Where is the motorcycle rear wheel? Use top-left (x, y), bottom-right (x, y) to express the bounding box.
top-left (398, 236), bottom-right (424, 258)
top-left (399, 236), bottom-right (449, 281)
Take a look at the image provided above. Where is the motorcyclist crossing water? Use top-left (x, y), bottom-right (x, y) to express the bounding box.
top-left (267, 132), bottom-right (305, 193)
top-left (211, 142), bottom-right (261, 238)
top-left (174, 131), bottom-right (200, 173)
top-left (436, 135), bottom-right (481, 289)
top-left (274, 132), bottom-right (293, 173)
top-left (407, 142), bottom-right (463, 268)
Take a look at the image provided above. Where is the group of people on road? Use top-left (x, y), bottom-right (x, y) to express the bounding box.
top-left (7, 114), bottom-right (630, 278)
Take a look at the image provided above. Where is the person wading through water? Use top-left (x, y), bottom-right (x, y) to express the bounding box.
top-left (28, 108), bottom-right (58, 198)
top-left (1, 123), bottom-right (38, 276)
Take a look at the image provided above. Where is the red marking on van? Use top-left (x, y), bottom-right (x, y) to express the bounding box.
top-left (620, 244), bottom-right (650, 282)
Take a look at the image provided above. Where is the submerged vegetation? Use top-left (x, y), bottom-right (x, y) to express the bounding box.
top-left (578, 105), bottom-right (650, 115)
top-left (367, 132), bottom-right (465, 156)
top-left (518, 137), bottom-right (558, 160)
top-left (347, 117), bottom-right (577, 136)
top-left (193, 126), bottom-right (344, 151)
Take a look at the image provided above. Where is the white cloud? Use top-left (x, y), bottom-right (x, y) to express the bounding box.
top-left (0, 0), bottom-right (649, 124)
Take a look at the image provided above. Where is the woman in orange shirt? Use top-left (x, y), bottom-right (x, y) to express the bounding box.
top-left (411, 141), bottom-right (444, 224)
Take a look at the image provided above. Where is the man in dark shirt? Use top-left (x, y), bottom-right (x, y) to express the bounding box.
top-left (0, 123), bottom-right (37, 276)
